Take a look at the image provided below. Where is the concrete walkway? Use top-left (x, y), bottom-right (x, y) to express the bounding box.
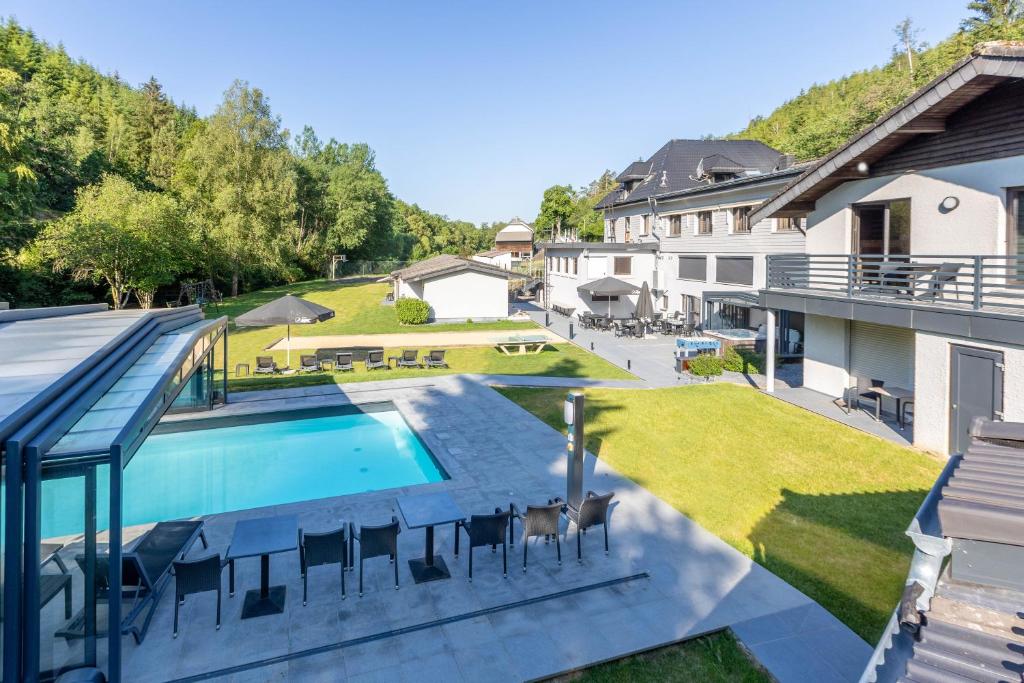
top-left (149, 379), bottom-right (869, 682)
top-left (266, 328), bottom-right (561, 352)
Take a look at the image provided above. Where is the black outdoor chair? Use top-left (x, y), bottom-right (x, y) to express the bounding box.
top-left (349, 517), bottom-right (400, 596)
top-left (454, 507), bottom-right (512, 581)
top-left (596, 317), bottom-right (612, 332)
top-left (680, 323), bottom-right (696, 337)
top-left (299, 526), bottom-right (347, 605)
top-left (423, 349), bottom-right (448, 368)
top-left (299, 354), bottom-right (320, 373)
top-left (254, 356), bottom-right (277, 374)
top-left (171, 552), bottom-right (224, 637)
top-left (365, 349), bottom-right (388, 371)
top-left (396, 349), bottom-right (421, 369)
top-left (510, 501), bottom-right (562, 572)
top-left (334, 352), bottom-right (354, 372)
top-left (854, 378), bottom-right (886, 421)
top-left (554, 491), bottom-right (614, 563)
top-left (58, 520), bottom-right (208, 644)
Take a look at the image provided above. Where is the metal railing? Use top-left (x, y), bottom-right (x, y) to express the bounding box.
top-left (766, 253), bottom-right (1024, 312)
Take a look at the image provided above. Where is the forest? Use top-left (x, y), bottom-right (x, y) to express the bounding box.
top-left (0, 20), bottom-right (497, 307)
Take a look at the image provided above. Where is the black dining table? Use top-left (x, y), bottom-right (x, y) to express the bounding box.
top-left (396, 491), bottom-right (466, 583)
top-left (226, 514), bottom-right (298, 619)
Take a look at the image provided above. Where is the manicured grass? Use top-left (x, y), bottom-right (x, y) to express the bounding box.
top-left (228, 343), bottom-right (632, 392)
top-left (495, 383), bottom-right (943, 643)
top-left (217, 278), bottom-right (632, 388)
top-left (568, 632), bottom-right (769, 683)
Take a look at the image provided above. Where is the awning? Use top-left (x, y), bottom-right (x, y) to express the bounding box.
top-left (577, 277), bottom-right (639, 296)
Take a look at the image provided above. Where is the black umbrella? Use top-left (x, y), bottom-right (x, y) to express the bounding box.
top-left (577, 276), bottom-right (640, 317)
top-left (635, 281), bottom-right (654, 321)
top-left (234, 294), bottom-right (335, 367)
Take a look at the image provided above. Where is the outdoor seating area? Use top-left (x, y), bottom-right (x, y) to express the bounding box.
top-left (576, 311), bottom-right (698, 338)
top-left (245, 347), bottom-right (453, 374)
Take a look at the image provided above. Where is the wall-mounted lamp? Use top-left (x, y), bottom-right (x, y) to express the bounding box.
top-left (939, 196), bottom-right (960, 213)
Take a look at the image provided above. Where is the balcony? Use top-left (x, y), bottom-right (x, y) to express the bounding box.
top-left (763, 254), bottom-right (1024, 339)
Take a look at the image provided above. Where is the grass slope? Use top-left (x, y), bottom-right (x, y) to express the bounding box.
top-left (218, 278), bottom-right (631, 387)
top-left (495, 383), bottom-right (942, 642)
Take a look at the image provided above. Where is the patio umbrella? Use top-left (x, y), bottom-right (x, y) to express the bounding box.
top-left (634, 281), bottom-right (655, 338)
top-left (577, 276), bottom-right (639, 317)
top-left (234, 294), bottom-right (335, 368)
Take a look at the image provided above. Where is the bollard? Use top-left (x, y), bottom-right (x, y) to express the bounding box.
top-left (590, 342), bottom-right (594, 351)
top-left (627, 359), bottom-right (631, 371)
top-left (569, 323), bottom-right (574, 339)
top-left (545, 312), bottom-right (550, 326)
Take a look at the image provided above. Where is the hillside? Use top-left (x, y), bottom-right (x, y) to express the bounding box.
top-left (732, 7), bottom-right (1024, 159)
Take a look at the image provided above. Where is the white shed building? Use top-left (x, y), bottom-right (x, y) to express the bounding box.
top-left (388, 255), bottom-right (513, 322)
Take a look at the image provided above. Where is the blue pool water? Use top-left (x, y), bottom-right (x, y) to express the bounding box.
top-left (40, 404), bottom-right (446, 539)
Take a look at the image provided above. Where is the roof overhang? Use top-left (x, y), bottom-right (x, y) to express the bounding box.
top-left (402, 262), bottom-right (514, 283)
top-left (538, 241), bottom-right (658, 252)
top-left (749, 42), bottom-right (1024, 223)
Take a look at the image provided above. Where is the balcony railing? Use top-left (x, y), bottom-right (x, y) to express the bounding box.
top-left (766, 254), bottom-right (1024, 313)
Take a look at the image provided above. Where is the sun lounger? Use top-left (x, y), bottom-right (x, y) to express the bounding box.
top-left (422, 349), bottom-right (448, 368)
top-left (396, 349), bottom-right (421, 369)
top-left (298, 354), bottom-right (320, 372)
top-left (254, 356), bottom-right (277, 374)
top-left (365, 349), bottom-right (388, 371)
top-left (334, 352), bottom-right (354, 372)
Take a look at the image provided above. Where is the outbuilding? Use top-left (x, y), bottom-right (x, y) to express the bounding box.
top-left (388, 254), bottom-right (514, 322)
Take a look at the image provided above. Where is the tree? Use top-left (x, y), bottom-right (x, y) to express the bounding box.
top-left (892, 17), bottom-right (925, 79)
top-left (35, 174), bottom-right (189, 308)
top-left (173, 81), bottom-right (296, 295)
top-left (536, 184), bottom-right (574, 241)
top-left (961, 0), bottom-right (1024, 31)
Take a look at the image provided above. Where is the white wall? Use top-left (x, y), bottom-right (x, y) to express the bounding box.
top-left (805, 155), bottom-right (1024, 255)
top-left (914, 332), bottom-right (1024, 453)
top-left (545, 247), bottom-right (658, 317)
top-left (802, 315), bottom-right (849, 395)
top-left (399, 271), bottom-right (509, 321)
top-left (472, 252), bottom-right (514, 270)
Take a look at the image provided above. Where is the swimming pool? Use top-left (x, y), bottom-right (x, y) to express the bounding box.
top-left (40, 403), bottom-right (447, 539)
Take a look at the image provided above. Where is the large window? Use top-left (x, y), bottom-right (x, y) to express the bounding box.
top-left (681, 294), bottom-right (700, 324)
top-left (613, 256), bottom-right (632, 275)
top-left (853, 199), bottom-right (911, 255)
top-left (776, 216), bottom-right (802, 232)
top-left (678, 256), bottom-right (707, 281)
top-left (668, 215), bottom-right (682, 237)
top-left (697, 211), bottom-right (713, 235)
top-left (716, 256), bottom-right (754, 286)
top-left (1010, 188), bottom-right (1024, 281)
top-left (731, 206), bottom-right (752, 234)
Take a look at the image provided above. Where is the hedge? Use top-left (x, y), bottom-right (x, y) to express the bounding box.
top-left (687, 354), bottom-right (724, 376)
top-left (395, 298), bottom-right (430, 324)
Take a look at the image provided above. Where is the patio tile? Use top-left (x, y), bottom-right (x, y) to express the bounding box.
top-left (286, 650), bottom-right (348, 682)
top-left (452, 640), bottom-right (519, 682)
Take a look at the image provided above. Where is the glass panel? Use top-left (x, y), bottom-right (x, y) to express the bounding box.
top-left (888, 199), bottom-right (911, 254)
top-left (169, 355), bottom-right (212, 413)
top-left (855, 205), bottom-right (885, 253)
top-left (38, 462), bottom-right (110, 681)
top-left (1013, 190), bottom-right (1024, 281)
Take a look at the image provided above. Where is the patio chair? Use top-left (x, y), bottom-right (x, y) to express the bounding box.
top-left (917, 262), bottom-right (962, 301)
top-left (364, 349), bottom-right (388, 371)
top-left (349, 517), bottom-right (400, 596)
top-left (299, 526), bottom-right (347, 605)
top-left (596, 317), bottom-right (612, 332)
top-left (423, 349), bottom-right (448, 369)
top-left (58, 520), bottom-right (207, 644)
top-left (254, 356), bottom-right (277, 374)
top-left (396, 349), bottom-right (421, 369)
top-left (680, 323), bottom-right (696, 337)
top-left (454, 507), bottom-right (512, 581)
top-left (299, 354), bottom-right (320, 373)
top-left (553, 491), bottom-right (614, 563)
top-left (172, 552), bottom-right (224, 637)
top-left (510, 501), bottom-right (562, 572)
top-left (334, 352), bottom-right (354, 372)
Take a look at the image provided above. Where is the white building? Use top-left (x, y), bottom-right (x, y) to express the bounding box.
top-left (755, 42), bottom-right (1024, 454)
top-left (544, 139), bottom-right (808, 351)
top-left (493, 218), bottom-right (535, 265)
top-left (388, 254), bottom-right (513, 322)
top-left (471, 249), bottom-right (514, 270)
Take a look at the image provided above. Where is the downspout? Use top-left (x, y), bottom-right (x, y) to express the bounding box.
top-left (648, 196), bottom-right (661, 294)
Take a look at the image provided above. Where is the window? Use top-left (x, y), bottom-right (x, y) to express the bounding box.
top-left (1009, 188), bottom-right (1024, 281)
top-left (682, 294), bottom-right (700, 323)
top-left (697, 211), bottom-right (713, 235)
top-left (661, 293), bottom-right (669, 310)
top-left (731, 206), bottom-right (751, 234)
top-left (678, 256), bottom-right (707, 281)
top-left (853, 199), bottom-right (911, 255)
top-left (624, 217), bottom-right (632, 241)
top-left (613, 256), bottom-right (632, 275)
top-left (716, 256), bottom-right (754, 286)
top-left (668, 215), bottom-right (682, 237)
top-left (571, 257), bottom-right (578, 275)
top-left (776, 216), bottom-right (802, 232)
top-left (591, 294), bottom-right (620, 302)
top-left (642, 214), bottom-right (650, 236)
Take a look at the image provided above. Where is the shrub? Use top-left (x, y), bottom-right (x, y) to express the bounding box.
top-left (723, 347), bottom-right (768, 374)
top-left (687, 353), bottom-right (724, 376)
top-left (395, 298), bottom-right (430, 324)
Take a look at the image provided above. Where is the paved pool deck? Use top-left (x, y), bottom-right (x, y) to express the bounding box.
top-left (105, 376), bottom-right (874, 682)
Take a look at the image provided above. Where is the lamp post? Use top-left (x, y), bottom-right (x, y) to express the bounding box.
top-left (564, 391), bottom-right (585, 510)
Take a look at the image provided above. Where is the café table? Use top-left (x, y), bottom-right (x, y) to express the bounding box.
top-left (871, 385), bottom-right (915, 430)
top-left (226, 514), bottom-right (298, 619)
top-left (396, 491), bottom-right (466, 583)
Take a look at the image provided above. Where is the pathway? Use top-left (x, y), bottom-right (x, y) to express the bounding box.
top-left (265, 327), bottom-right (562, 351)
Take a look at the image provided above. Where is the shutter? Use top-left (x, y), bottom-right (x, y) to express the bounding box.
top-left (849, 322), bottom-right (915, 389)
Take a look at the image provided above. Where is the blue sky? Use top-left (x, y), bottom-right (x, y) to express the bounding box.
top-left (8, 1), bottom-right (967, 224)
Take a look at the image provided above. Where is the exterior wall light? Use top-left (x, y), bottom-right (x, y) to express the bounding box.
top-left (940, 196), bottom-right (960, 212)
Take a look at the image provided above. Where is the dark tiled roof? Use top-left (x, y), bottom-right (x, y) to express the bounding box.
top-left (390, 254), bottom-right (513, 283)
top-left (616, 160), bottom-right (651, 181)
top-left (595, 139), bottom-right (785, 210)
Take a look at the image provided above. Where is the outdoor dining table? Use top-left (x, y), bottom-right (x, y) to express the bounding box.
top-left (226, 514), bottom-right (298, 619)
top-left (867, 385), bottom-right (915, 430)
top-left (396, 491), bottom-right (466, 584)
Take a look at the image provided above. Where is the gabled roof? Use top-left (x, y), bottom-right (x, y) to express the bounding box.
top-left (495, 218), bottom-right (534, 242)
top-left (596, 139), bottom-right (787, 210)
top-left (390, 254), bottom-right (514, 283)
top-left (750, 42), bottom-right (1024, 223)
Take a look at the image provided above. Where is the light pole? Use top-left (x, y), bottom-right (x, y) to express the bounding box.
top-left (564, 391), bottom-right (585, 510)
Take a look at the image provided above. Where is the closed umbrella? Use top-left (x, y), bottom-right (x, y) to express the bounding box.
top-left (634, 281), bottom-right (655, 338)
top-left (234, 294), bottom-right (335, 368)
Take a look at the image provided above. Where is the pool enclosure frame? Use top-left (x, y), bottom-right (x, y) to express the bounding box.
top-left (3, 311), bottom-right (228, 683)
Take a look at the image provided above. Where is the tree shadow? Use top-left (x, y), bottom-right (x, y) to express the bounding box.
top-left (747, 488), bottom-right (930, 642)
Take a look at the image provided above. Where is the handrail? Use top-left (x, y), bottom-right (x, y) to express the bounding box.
top-left (766, 253), bottom-right (1024, 313)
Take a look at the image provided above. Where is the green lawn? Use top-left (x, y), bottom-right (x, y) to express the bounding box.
top-left (495, 383), bottom-right (943, 643)
top-left (569, 632), bottom-right (769, 683)
top-left (217, 278), bottom-right (631, 389)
